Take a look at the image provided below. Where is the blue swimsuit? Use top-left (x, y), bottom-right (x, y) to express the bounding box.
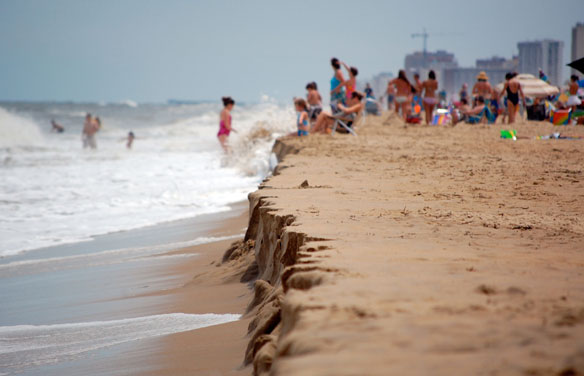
top-left (297, 112), bottom-right (309, 136)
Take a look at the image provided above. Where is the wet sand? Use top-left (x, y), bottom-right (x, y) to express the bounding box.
top-left (0, 202), bottom-right (252, 375)
top-left (241, 114), bottom-right (584, 375)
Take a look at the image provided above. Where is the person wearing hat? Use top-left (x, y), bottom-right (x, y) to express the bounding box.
top-left (472, 71), bottom-right (492, 102)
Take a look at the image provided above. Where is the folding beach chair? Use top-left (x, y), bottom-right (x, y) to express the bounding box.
top-left (331, 115), bottom-right (357, 136)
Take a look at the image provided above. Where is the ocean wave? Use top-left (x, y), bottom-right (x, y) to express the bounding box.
top-left (0, 107), bottom-right (44, 148)
top-left (0, 313), bottom-right (240, 370)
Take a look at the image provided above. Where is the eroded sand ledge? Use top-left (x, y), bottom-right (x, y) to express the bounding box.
top-left (237, 116), bottom-right (584, 375)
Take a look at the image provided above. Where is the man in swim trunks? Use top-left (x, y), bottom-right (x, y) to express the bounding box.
top-left (82, 113), bottom-right (98, 149)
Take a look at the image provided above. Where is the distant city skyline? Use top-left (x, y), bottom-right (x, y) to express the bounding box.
top-left (0, 0), bottom-right (582, 103)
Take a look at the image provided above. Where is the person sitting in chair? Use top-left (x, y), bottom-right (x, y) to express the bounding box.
top-left (312, 91), bottom-right (364, 134)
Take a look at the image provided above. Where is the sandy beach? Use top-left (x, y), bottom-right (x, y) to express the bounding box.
top-left (236, 114), bottom-right (584, 375)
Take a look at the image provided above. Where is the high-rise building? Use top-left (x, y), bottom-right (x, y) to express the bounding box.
top-left (442, 56), bottom-right (517, 99)
top-left (572, 22), bottom-right (584, 76)
top-left (404, 50), bottom-right (458, 84)
top-left (518, 40), bottom-right (564, 85)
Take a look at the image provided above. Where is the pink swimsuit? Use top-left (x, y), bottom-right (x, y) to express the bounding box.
top-left (218, 115), bottom-right (231, 136)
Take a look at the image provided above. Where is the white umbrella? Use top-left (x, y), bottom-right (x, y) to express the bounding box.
top-left (495, 74), bottom-right (559, 98)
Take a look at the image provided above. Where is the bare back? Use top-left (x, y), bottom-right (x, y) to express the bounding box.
top-left (391, 78), bottom-right (411, 97)
top-left (422, 79), bottom-right (438, 98)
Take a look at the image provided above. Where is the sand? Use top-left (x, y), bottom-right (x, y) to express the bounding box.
top-left (239, 113), bottom-right (584, 375)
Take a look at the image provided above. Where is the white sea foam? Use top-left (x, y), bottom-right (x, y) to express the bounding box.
top-left (0, 313), bottom-right (240, 370)
top-left (0, 234), bottom-right (243, 277)
top-left (0, 101), bottom-right (294, 256)
top-left (0, 107), bottom-right (44, 148)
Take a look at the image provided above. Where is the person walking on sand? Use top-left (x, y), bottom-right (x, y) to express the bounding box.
top-left (218, 96), bottom-right (236, 152)
top-left (499, 72), bottom-right (526, 124)
top-left (420, 70), bottom-right (438, 125)
top-left (389, 70), bottom-right (415, 121)
top-left (82, 113), bottom-right (99, 149)
top-left (330, 57), bottom-right (346, 112)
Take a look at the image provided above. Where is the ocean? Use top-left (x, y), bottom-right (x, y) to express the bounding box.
top-left (0, 100), bottom-right (294, 374)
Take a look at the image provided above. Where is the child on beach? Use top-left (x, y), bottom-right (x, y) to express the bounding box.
top-left (294, 98), bottom-right (309, 136)
top-left (306, 82), bottom-right (322, 125)
top-left (218, 96), bottom-right (236, 151)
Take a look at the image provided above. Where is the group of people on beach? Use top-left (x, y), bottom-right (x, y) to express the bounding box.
top-left (288, 57), bottom-right (365, 137)
top-left (217, 59), bottom-right (583, 149)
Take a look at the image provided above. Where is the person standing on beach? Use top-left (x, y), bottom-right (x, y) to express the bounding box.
top-left (567, 75), bottom-right (582, 113)
top-left (459, 83), bottom-right (469, 102)
top-left (420, 70), bottom-right (438, 125)
top-left (472, 72), bottom-right (492, 103)
top-left (386, 81), bottom-right (396, 111)
top-left (82, 113), bottom-right (99, 149)
top-left (218, 96), bottom-right (236, 152)
top-left (499, 72), bottom-right (525, 124)
top-left (389, 70), bottom-right (415, 121)
top-left (330, 58), bottom-right (346, 112)
top-left (333, 61), bottom-right (358, 102)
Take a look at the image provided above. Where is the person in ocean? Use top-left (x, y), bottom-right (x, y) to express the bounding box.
top-left (218, 96), bottom-right (236, 151)
top-left (127, 131), bottom-right (135, 149)
top-left (82, 113), bottom-right (99, 149)
top-left (420, 70), bottom-right (438, 125)
top-left (306, 82), bottom-right (322, 126)
top-left (294, 98), bottom-right (310, 136)
top-left (389, 70), bottom-right (415, 121)
top-left (499, 72), bottom-right (525, 124)
top-left (329, 57), bottom-right (346, 112)
top-left (50, 119), bottom-right (64, 133)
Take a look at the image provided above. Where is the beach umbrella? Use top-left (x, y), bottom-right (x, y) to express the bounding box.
top-left (567, 57), bottom-right (584, 75)
top-left (495, 74), bottom-right (559, 98)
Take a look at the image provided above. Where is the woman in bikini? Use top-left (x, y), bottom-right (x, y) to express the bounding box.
top-left (499, 72), bottom-right (525, 124)
top-left (218, 96), bottom-right (236, 151)
top-left (420, 70), bottom-right (438, 125)
top-left (472, 71), bottom-right (492, 102)
top-left (389, 70), bottom-right (414, 121)
top-left (567, 75), bottom-right (582, 113)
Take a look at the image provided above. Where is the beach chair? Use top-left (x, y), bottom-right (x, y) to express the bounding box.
top-left (331, 115), bottom-right (358, 136)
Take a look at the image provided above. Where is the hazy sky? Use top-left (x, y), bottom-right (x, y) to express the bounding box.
top-left (0, 0), bottom-right (582, 103)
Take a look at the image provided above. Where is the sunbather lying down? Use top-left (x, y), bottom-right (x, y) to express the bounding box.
top-left (452, 96), bottom-right (495, 125)
top-left (312, 91), bottom-right (364, 134)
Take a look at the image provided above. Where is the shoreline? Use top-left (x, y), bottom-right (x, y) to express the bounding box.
top-left (235, 115), bottom-right (584, 375)
top-left (0, 201), bottom-right (253, 375)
